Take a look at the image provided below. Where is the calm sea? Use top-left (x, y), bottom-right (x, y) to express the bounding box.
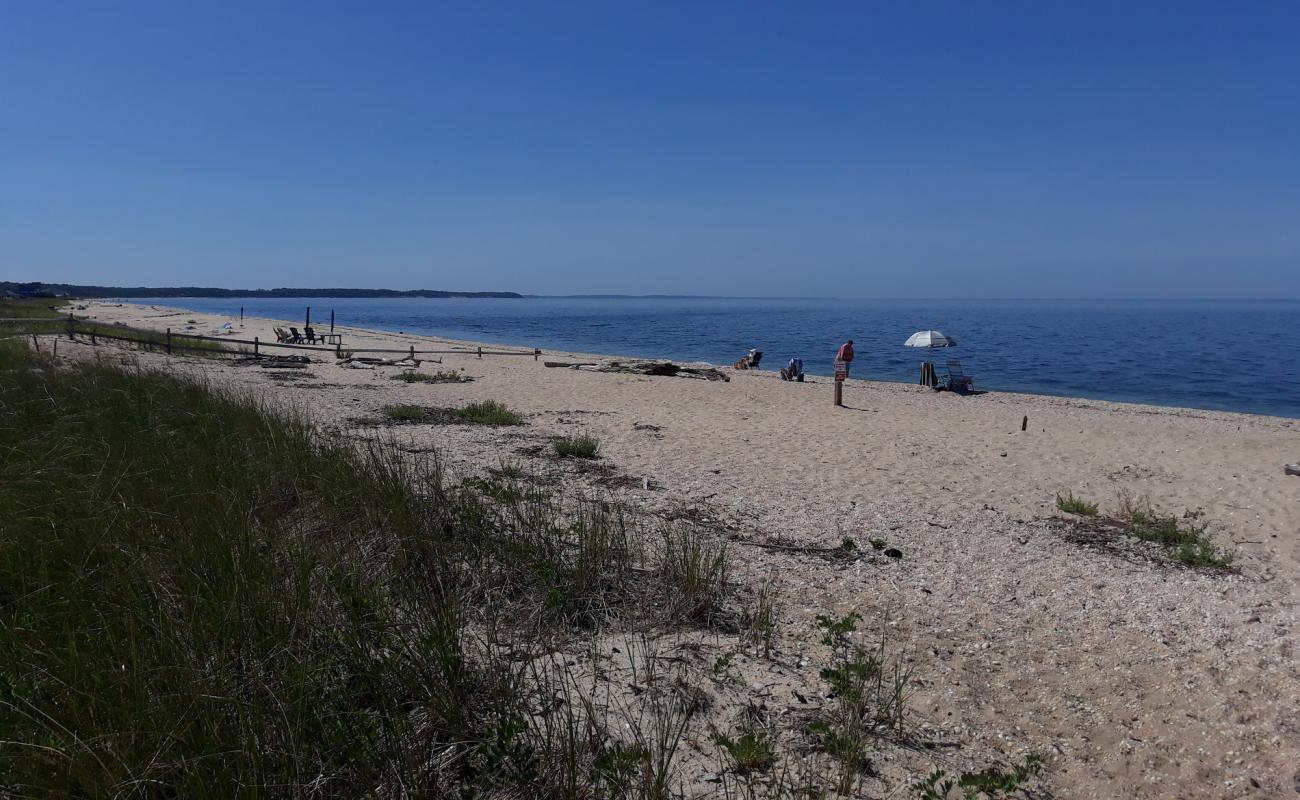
top-left (131, 297), bottom-right (1300, 418)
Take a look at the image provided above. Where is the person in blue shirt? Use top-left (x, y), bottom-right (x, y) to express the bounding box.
top-left (780, 357), bottom-right (805, 382)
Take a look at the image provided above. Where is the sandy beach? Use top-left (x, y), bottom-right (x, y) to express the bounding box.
top-left (63, 301), bottom-right (1300, 798)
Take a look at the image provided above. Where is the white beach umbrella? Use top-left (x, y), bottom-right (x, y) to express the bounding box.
top-left (904, 330), bottom-right (956, 348)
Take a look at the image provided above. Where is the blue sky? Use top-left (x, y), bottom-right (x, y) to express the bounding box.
top-left (2, 1), bottom-right (1298, 297)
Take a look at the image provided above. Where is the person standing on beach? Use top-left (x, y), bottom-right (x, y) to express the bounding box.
top-left (836, 339), bottom-right (855, 376)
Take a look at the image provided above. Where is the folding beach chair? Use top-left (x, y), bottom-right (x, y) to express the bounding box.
top-left (287, 327), bottom-right (305, 344)
top-left (944, 360), bottom-right (974, 392)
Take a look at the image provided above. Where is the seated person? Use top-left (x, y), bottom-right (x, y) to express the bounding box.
top-left (780, 357), bottom-right (805, 382)
top-left (747, 348), bottom-right (763, 369)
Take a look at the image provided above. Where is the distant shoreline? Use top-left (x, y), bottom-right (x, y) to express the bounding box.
top-left (1, 281), bottom-right (521, 300)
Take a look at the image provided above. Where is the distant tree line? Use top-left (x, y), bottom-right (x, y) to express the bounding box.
top-left (1, 282), bottom-right (522, 299)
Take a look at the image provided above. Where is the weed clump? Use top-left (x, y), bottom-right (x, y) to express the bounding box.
top-left (381, 403), bottom-right (429, 422)
top-left (1117, 493), bottom-right (1232, 569)
top-left (715, 726), bottom-right (776, 774)
top-left (554, 434), bottom-right (601, 459)
top-left (1055, 491), bottom-right (1098, 516)
top-left (454, 400), bottom-right (523, 425)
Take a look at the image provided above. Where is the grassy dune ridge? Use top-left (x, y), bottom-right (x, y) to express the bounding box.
top-left (0, 337), bottom-right (729, 797)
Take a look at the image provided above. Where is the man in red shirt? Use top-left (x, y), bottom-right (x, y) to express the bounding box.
top-left (836, 339), bottom-right (855, 377)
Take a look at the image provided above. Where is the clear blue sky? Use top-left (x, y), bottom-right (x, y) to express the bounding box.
top-left (2, 1), bottom-right (1298, 298)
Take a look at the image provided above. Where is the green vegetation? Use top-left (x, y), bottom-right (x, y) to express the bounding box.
top-left (454, 400), bottom-right (524, 425)
top-left (1055, 491), bottom-right (1099, 516)
top-left (810, 612), bottom-right (911, 795)
top-left (1117, 493), bottom-right (1233, 569)
top-left (554, 434), bottom-right (601, 459)
top-left (0, 338), bottom-right (730, 797)
top-left (381, 403), bottom-right (430, 422)
top-left (911, 755), bottom-right (1044, 799)
top-left (393, 369), bottom-right (473, 384)
top-left (714, 727), bottom-right (776, 774)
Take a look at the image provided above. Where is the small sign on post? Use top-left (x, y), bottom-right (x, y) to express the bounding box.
top-left (833, 359), bottom-right (846, 406)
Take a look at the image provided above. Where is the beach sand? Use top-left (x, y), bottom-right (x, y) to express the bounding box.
top-left (64, 301), bottom-right (1300, 798)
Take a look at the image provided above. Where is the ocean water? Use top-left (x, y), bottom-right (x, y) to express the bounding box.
top-left (132, 297), bottom-right (1300, 418)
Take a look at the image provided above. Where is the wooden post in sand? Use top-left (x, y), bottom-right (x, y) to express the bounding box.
top-left (834, 359), bottom-right (846, 407)
top-left (1022, 415), bottom-right (1028, 432)
top-left (477, 346), bottom-right (482, 359)
top-left (409, 345), bottom-right (415, 361)
top-left (534, 348), bottom-right (540, 361)
top-left (330, 308), bottom-right (335, 333)
top-left (254, 336), bottom-right (259, 356)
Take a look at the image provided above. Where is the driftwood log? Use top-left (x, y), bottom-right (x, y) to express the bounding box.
top-left (576, 360), bottom-right (729, 382)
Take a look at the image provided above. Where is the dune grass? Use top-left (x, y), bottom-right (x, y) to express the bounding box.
top-left (454, 400), bottom-right (523, 425)
top-left (554, 434), bottom-right (601, 459)
top-left (1055, 491), bottom-right (1098, 516)
top-left (0, 338), bottom-right (733, 797)
top-left (381, 402), bottom-right (430, 422)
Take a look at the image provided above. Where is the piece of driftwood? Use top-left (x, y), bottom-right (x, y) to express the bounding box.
top-left (338, 356), bottom-right (422, 368)
top-left (577, 360), bottom-right (730, 382)
top-left (544, 361), bottom-right (598, 368)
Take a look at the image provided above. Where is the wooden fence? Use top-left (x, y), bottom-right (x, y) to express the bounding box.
top-left (2, 316), bottom-right (543, 361)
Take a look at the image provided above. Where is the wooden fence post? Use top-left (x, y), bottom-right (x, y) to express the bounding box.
top-left (254, 336), bottom-right (259, 356)
top-left (534, 348), bottom-right (540, 361)
top-left (166, 328), bottom-right (172, 355)
top-left (336, 342), bottom-right (342, 358)
top-left (477, 346), bottom-right (482, 359)
top-left (409, 345), bottom-right (415, 361)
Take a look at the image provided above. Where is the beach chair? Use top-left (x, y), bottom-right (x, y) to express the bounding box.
top-left (287, 327), bottom-right (305, 344)
top-left (944, 360), bottom-right (974, 392)
top-left (303, 326), bottom-right (322, 344)
top-left (274, 327), bottom-right (291, 342)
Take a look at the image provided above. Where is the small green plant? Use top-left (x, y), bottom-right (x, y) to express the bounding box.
top-left (381, 403), bottom-right (428, 422)
top-left (742, 578), bottom-right (780, 659)
top-left (1117, 493), bottom-right (1232, 568)
top-left (712, 652), bottom-right (736, 675)
top-left (454, 400), bottom-right (523, 426)
top-left (869, 538), bottom-right (887, 550)
top-left (488, 458), bottom-right (525, 479)
top-left (554, 434), bottom-right (601, 459)
top-left (815, 612), bottom-right (860, 654)
top-left (714, 727), bottom-right (776, 774)
top-left (1055, 491), bottom-right (1098, 516)
top-left (911, 754), bottom-right (1043, 799)
top-left (660, 526), bottom-right (728, 622)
